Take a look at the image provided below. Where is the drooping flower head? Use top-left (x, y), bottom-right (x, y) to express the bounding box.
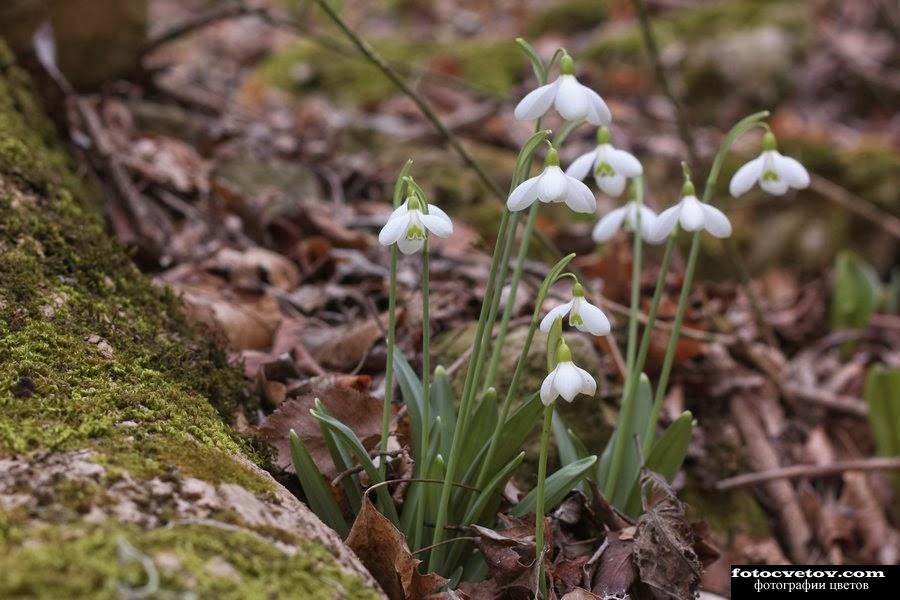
top-left (539, 282), bottom-right (611, 336)
top-left (540, 341), bottom-right (597, 406)
top-left (566, 127), bottom-right (643, 197)
top-left (507, 146), bottom-right (596, 213)
top-left (592, 200), bottom-right (658, 243)
top-left (649, 179), bottom-right (732, 243)
top-left (514, 54), bottom-right (611, 126)
top-left (729, 132), bottom-right (810, 197)
top-left (378, 194), bottom-right (453, 255)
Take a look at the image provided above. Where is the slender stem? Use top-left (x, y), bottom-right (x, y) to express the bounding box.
top-left (429, 210), bottom-right (512, 571)
top-left (484, 202), bottom-right (539, 389)
top-left (607, 234), bottom-right (675, 494)
top-left (480, 210), bottom-right (522, 387)
top-left (380, 244), bottom-right (399, 479)
top-left (534, 404), bottom-right (554, 597)
top-left (643, 232), bottom-right (700, 449)
top-left (412, 239), bottom-right (431, 551)
top-left (625, 180), bottom-right (645, 375)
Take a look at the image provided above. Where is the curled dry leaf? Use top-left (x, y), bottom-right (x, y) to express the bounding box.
top-left (347, 496), bottom-right (447, 600)
top-left (257, 383), bottom-right (386, 478)
top-left (205, 246), bottom-right (301, 291)
top-left (634, 471), bottom-right (703, 600)
top-left (306, 318), bottom-right (384, 372)
top-left (472, 514), bottom-right (543, 597)
top-left (591, 535), bottom-right (635, 600)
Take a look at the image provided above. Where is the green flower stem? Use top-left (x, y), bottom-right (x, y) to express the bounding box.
top-left (481, 210), bottom-right (522, 384)
top-left (484, 201), bottom-right (539, 389)
top-left (625, 178), bottom-right (645, 375)
top-left (605, 233), bottom-right (674, 497)
top-left (471, 255), bottom-right (576, 501)
top-left (412, 238), bottom-right (431, 552)
top-left (380, 242), bottom-right (399, 481)
top-left (534, 403), bottom-right (554, 596)
top-left (641, 232), bottom-right (700, 451)
top-left (429, 209), bottom-right (513, 571)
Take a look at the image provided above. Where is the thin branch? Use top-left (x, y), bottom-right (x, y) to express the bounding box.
top-left (143, 2), bottom-right (264, 54)
top-left (716, 457), bottom-right (900, 491)
top-left (810, 174), bottom-right (900, 240)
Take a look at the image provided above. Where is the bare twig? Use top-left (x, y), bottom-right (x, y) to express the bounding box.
top-left (143, 2), bottom-right (264, 54)
top-left (716, 456), bottom-right (900, 490)
top-left (810, 174), bottom-right (900, 240)
top-left (780, 382), bottom-right (868, 417)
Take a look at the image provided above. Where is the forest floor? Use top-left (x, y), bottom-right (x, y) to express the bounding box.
top-left (19, 0), bottom-right (900, 597)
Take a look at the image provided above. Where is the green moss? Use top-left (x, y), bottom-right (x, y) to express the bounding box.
top-left (0, 522), bottom-right (380, 599)
top-left (259, 37), bottom-right (524, 105)
top-left (526, 0), bottom-right (606, 36)
top-left (681, 479), bottom-right (771, 539)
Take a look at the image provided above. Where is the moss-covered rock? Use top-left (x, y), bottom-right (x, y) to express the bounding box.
top-left (0, 39), bottom-right (382, 597)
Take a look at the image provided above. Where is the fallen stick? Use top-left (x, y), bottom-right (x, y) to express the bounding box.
top-left (716, 457), bottom-right (900, 491)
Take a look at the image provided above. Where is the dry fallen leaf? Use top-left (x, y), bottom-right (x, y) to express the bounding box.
top-left (347, 496), bottom-right (446, 600)
top-left (634, 471), bottom-right (702, 600)
top-left (256, 382), bottom-right (386, 478)
top-left (591, 535), bottom-right (635, 600)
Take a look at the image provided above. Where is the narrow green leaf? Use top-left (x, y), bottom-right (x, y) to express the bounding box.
top-left (431, 366), bottom-right (457, 459)
top-left (311, 405), bottom-right (400, 523)
top-left (317, 410), bottom-right (362, 514)
top-left (611, 374), bottom-right (653, 508)
top-left (394, 351), bottom-right (425, 461)
top-left (546, 315), bottom-right (563, 372)
top-left (864, 366), bottom-right (900, 457)
top-left (551, 410), bottom-right (579, 467)
top-left (512, 455), bottom-right (597, 517)
top-left (459, 388), bottom-right (498, 469)
top-left (290, 430), bottom-right (349, 537)
top-left (464, 452), bottom-right (525, 524)
top-left (831, 250), bottom-right (883, 331)
top-left (393, 159), bottom-right (413, 207)
top-left (515, 37), bottom-right (546, 84)
top-left (512, 129), bottom-right (551, 188)
top-left (552, 119), bottom-right (584, 148)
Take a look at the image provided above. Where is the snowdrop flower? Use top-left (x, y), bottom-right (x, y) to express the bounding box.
top-left (540, 341), bottom-right (597, 405)
top-left (649, 181), bottom-right (732, 243)
top-left (592, 200), bottom-right (658, 243)
top-left (514, 54), bottom-right (611, 126)
top-left (539, 283), bottom-right (611, 336)
top-left (729, 132), bottom-right (810, 197)
top-left (378, 195), bottom-right (453, 255)
top-left (566, 127), bottom-right (643, 197)
top-left (507, 147), bottom-right (596, 213)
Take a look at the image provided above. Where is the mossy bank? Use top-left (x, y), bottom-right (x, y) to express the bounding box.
top-left (0, 41), bottom-right (381, 598)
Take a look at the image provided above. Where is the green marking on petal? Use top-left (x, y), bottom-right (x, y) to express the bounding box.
top-left (571, 312), bottom-right (583, 326)
top-left (406, 224), bottom-right (425, 240)
top-left (594, 161), bottom-right (615, 177)
top-left (762, 169), bottom-right (779, 182)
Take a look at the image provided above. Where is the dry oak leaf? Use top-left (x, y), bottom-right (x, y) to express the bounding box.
top-left (347, 496), bottom-right (446, 600)
top-left (634, 471), bottom-right (702, 600)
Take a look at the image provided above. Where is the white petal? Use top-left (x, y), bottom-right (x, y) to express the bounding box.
top-left (596, 173), bottom-right (627, 197)
top-left (425, 203), bottom-right (451, 222)
top-left (539, 300), bottom-right (574, 332)
top-left (574, 365), bottom-right (597, 397)
top-left (583, 87), bottom-right (612, 126)
top-left (637, 205), bottom-right (658, 241)
top-left (514, 80), bottom-right (560, 121)
top-left (507, 176), bottom-right (541, 211)
top-left (577, 301), bottom-right (611, 336)
top-left (760, 177), bottom-right (789, 195)
top-left (649, 204), bottom-right (681, 243)
top-left (728, 155), bottom-right (765, 197)
top-left (555, 362), bottom-right (583, 402)
top-left (607, 148), bottom-right (642, 177)
top-left (537, 167), bottom-right (569, 203)
top-left (700, 204), bottom-right (732, 238)
top-left (378, 213), bottom-right (410, 245)
top-left (773, 153), bottom-right (810, 189)
top-left (420, 213), bottom-right (453, 237)
top-left (592, 206), bottom-right (628, 242)
top-left (679, 196), bottom-right (705, 231)
top-left (564, 177), bottom-right (597, 213)
top-left (387, 203), bottom-right (409, 221)
top-left (397, 236), bottom-right (423, 255)
top-left (565, 149), bottom-right (598, 181)
top-left (540, 369), bottom-right (558, 406)
top-left (554, 75), bottom-right (589, 121)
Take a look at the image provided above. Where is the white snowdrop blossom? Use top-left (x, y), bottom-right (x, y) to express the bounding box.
top-left (539, 283), bottom-right (611, 336)
top-left (506, 147), bottom-right (596, 213)
top-left (378, 195), bottom-right (453, 255)
top-left (566, 127), bottom-right (643, 197)
top-left (729, 132), bottom-right (810, 197)
top-left (514, 55), bottom-right (611, 126)
top-left (592, 200), bottom-right (658, 243)
top-left (540, 342), bottom-right (597, 406)
top-left (649, 182), bottom-right (732, 243)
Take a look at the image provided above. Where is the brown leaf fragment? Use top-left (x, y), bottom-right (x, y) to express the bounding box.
top-left (633, 471), bottom-right (702, 600)
top-left (562, 588), bottom-right (602, 600)
top-left (347, 496), bottom-right (446, 600)
top-left (205, 246), bottom-right (300, 291)
top-left (472, 514), bottom-right (541, 597)
top-left (591, 536), bottom-right (635, 600)
top-left (256, 383), bottom-right (385, 477)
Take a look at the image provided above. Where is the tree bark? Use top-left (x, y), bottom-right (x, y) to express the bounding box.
top-left (0, 41), bottom-right (383, 599)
